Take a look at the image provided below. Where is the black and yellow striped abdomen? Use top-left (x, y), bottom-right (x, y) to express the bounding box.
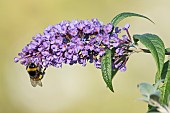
top-left (27, 67), bottom-right (38, 77)
top-left (27, 67), bottom-right (43, 81)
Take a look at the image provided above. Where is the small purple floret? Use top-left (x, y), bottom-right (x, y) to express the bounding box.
top-left (123, 24), bottom-right (130, 30)
top-left (14, 57), bottom-right (20, 63)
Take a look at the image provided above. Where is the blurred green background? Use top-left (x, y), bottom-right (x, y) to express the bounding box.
top-left (0, 0), bottom-right (170, 113)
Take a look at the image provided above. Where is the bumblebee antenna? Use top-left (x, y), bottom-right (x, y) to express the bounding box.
top-left (42, 67), bottom-right (46, 75)
top-left (43, 68), bottom-right (46, 73)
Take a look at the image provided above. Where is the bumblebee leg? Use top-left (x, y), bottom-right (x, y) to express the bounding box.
top-left (41, 68), bottom-right (46, 75)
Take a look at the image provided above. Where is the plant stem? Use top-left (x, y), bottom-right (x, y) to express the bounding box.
top-left (126, 29), bottom-right (132, 41)
top-left (128, 48), bottom-right (170, 55)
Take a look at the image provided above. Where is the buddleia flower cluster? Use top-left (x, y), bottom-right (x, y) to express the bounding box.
top-left (14, 19), bottom-right (132, 72)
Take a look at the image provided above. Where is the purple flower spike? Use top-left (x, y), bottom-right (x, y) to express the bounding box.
top-left (14, 19), bottom-right (131, 73)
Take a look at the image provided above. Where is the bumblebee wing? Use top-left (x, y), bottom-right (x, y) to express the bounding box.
top-left (36, 80), bottom-right (43, 87)
top-left (30, 79), bottom-right (37, 87)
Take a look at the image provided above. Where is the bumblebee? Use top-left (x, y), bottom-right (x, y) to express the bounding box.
top-left (26, 63), bottom-right (46, 87)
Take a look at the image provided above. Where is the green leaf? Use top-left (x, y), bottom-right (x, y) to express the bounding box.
top-left (161, 60), bottom-right (170, 105)
top-left (138, 82), bottom-right (160, 97)
top-left (111, 12), bottom-right (154, 26)
top-left (112, 68), bottom-right (118, 79)
top-left (138, 82), bottom-right (161, 103)
top-left (133, 33), bottom-right (165, 81)
top-left (165, 48), bottom-right (170, 53)
top-left (101, 49), bottom-right (114, 92)
top-left (111, 48), bottom-right (118, 79)
top-left (161, 61), bottom-right (170, 80)
top-left (138, 82), bottom-right (156, 97)
top-left (137, 82), bottom-right (162, 112)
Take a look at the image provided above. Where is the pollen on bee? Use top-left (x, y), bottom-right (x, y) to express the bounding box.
top-left (27, 68), bottom-right (37, 72)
